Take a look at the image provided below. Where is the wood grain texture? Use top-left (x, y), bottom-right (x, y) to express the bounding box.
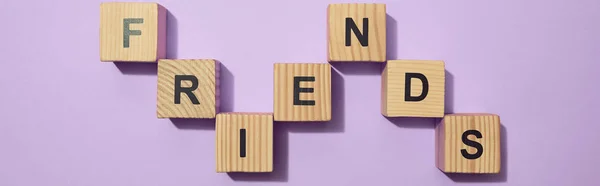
top-left (100, 2), bottom-right (166, 62)
top-left (157, 59), bottom-right (218, 118)
top-left (216, 113), bottom-right (273, 172)
top-left (274, 63), bottom-right (331, 121)
top-left (381, 60), bottom-right (445, 117)
top-left (327, 3), bottom-right (386, 62)
top-left (436, 114), bottom-right (501, 174)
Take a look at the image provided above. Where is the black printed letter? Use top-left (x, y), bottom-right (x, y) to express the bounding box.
top-left (293, 76), bottom-right (315, 105)
top-left (461, 130), bottom-right (483, 160)
top-left (174, 75), bottom-right (200, 104)
top-left (123, 18), bottom-right (143, 48)
top-left (240, 129), bottom-right (246, 158)
top-left (345, 18), bottom-right (368, 46)
top-left (405, 73), bottom-right (429, 101)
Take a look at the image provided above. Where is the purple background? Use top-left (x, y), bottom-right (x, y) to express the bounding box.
top-left (1, 0), bottom-right (599, 185)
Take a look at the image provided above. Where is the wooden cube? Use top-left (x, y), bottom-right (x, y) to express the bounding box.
top-left (381, 60), bottom-right (445, 117)
top-left (100, 2), bottom-right (166, 62)
top-left (436, 114), bottom-right (501, 174)
top-left (157, 59), bottom-right (218, 118)
top-left (274, 63), bottom-right (331, 121)
top-left (216, 113), bottom-right (273, 172)
top-left (327, 3), bottom-right (386, 62)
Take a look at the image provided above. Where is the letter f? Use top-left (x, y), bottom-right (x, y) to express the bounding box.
top-left (123, 18), bottom-right (143, 48)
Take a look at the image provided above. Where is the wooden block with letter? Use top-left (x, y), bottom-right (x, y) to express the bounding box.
top-left (327, 3), bottom-right (386, 62)
top-left (436, 114), bottom-right (501, 173)
top-left (157, 59), bottom-right (219, 118)
top-left (381, 60), bottom-right (445, 117)
top-left (100, 2), bottom-right (166, 62)
top-left (216, 113), bottom-right (273, 172)
top-left (274, 63), bottom-right (331, 121)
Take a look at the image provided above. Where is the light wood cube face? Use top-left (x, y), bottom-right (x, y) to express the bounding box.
top-left (436, 114), bottom-right (501, 174)
top-left (100, 2), bottom-right (166, 62)
top-left (157, 59), bottom-right (218, 118)
top-left (381, 60), bottom-right (445, 117)
top-left (216, 113), bottom-right (273, 172)
top-left (328, 3), bottom-right (386, 62)
top-left (274, 63), bottom-right (331, 121)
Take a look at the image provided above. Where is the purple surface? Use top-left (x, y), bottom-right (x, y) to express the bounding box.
top-left (1, 0), bottom-right (599, 185)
